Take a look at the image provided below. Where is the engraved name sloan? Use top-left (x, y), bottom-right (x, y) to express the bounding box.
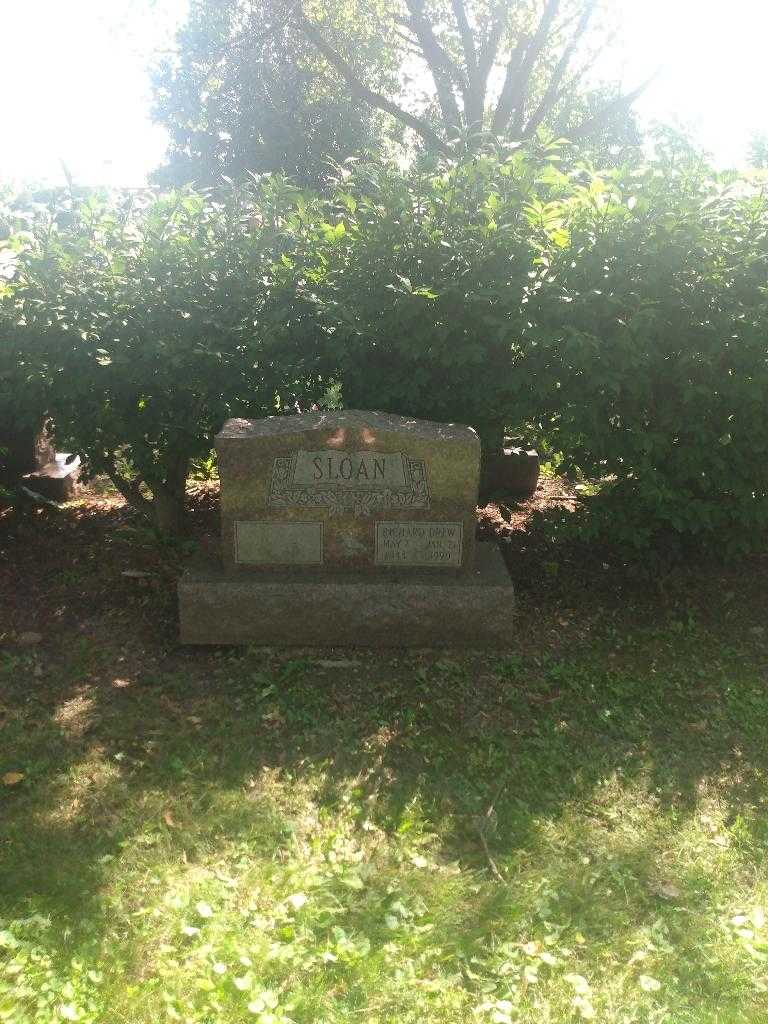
top-left (268, 449), bottom-right (430, 516)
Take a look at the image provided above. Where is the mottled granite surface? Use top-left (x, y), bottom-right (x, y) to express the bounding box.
top-left (179, 543), bottom-right (514, 647)
top-left (216, 410), bottom-right (480, 575)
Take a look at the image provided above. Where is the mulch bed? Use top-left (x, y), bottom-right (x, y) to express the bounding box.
top-left (0, 474), bottom-right (566, 641)
top-left (1, 476), bottom-right (766, 679)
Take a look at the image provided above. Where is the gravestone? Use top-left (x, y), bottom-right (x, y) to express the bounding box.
top-left (480, 446), bottom-right (540, 502)
top-left (0, 416), bottom-right (80, 500)
top-left (179, 410), bottom-right (514, 646)
top-left (0, 417), bottom-right (55, 478)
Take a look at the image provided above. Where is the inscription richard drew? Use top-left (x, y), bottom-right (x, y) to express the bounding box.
top-left (268, 449), bottom-right (430, 517)
top-left (375, 522), bottom-right (463, 567)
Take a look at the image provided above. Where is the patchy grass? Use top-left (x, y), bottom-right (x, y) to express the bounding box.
top-left (2, 487), bottom-right (768, 1023)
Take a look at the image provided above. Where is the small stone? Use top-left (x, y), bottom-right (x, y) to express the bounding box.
top-left (651, 880), bottom-right (681, 900)
top-left (479, 447), bottom-right (539, 501)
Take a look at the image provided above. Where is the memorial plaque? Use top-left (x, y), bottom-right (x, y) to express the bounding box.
top-left (215, 410), bottom-right (480, 573)
top-left (235, 521), bottom-right (323, 565)
top-left (375, 522), bottom-right (463, 566)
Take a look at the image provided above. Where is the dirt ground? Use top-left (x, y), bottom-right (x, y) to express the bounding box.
top-left (1, 475), bottom-right (766, 671)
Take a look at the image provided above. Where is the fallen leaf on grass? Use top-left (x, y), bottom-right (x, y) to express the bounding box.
top-left (650, 880), bottom-right (681, 900)
top-left (163, 810), bottom-right (178, 828)
top-left (564, 974), bottom-right (591, 995)
top-left (17, 632), bottom-right (42, 646)
top-left (638, 975), bottom-right (662, 992)
top-left (2, 772), bottom-right (24, 786)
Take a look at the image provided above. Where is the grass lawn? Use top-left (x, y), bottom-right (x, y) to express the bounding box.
top-left (2, 485), bottom-right (768, 1023)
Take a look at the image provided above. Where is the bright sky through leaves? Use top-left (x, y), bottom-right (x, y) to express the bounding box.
top-left (2, 0), bottom-right (766, 186)
top-left (1, 0), bottom-right (187, 187)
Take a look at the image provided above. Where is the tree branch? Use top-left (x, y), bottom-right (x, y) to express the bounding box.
top-left (104, 458), bottom-right (152, 516)
top-left (493, 0), bottom-right (563, 135)
top-left (401, 3), bottom-right (466, 89)
top-left (567, 74), bottom-right (657, 141)
top-left (451, 0), bottom-right (484, 128)
top-left (476, 1), bottom-right (506, 87)
top-left (551, 52), bottom-right (602, 132)
top-left (391, 26), bottom-right (426, 60)
top-left (491, 31), bottom-right (530, 134)
top-left (295, 10), bottom-right (455, 156)
top-left (522, 0), bottom-right (597, 137)
top-left (403, 1), bottom-right (464, 131)
top-left (509, 0), bottom-right (562, 136)
top-left (451, 0), bottom-right (477, 74)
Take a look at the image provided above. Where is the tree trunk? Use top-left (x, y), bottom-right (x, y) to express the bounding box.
top-left (152, 486), bottom-right (186, 536)
top-left (105, 461), bottom-right (152, 517)
top-left (150, 455), bottom-right (190, 537)
top-left (475, 419), bottom-right (507, 455)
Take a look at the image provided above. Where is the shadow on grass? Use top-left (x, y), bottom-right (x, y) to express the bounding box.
top-left (2, 493), bottom-right (768, 1017)
top-left (4, 625), bottom-right (766, 875)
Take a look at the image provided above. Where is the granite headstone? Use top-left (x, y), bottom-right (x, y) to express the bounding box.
top-left (179, 410), bottom-right (514, 646)
top-left (216, 410), bottom-right (478, 573)
top-left (0, 416), bottom-right (80, 500)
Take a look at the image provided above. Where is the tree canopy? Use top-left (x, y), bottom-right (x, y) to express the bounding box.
top-left (153, 0), bottom-right (645, 185)
top-left (152, 0), bottom-right (398, 187)
top-left (296, 0), bottom-right (646, 153)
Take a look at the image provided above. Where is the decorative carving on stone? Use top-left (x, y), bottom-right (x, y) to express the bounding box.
top-left (267, 449), bottom-right (430, 517)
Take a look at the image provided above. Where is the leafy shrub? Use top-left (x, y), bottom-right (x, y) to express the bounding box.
top-left (307, 143), bottom-right (768, 557)
top-left (4, 140), bottom-right (768, 559)
top-left (530, 146), bottom-right (768, 556)
top-left (304, 147), bottom-right (560, 450)
top-left (0, 183), bottom-right (323, 533)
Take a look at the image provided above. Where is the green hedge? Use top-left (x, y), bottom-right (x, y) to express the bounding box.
top-left (0, 183), bottom-right (327, 532)
top-left (2, 144), bottom-right (768, 555)
top-left (531, 156), bottom-right (768, 555)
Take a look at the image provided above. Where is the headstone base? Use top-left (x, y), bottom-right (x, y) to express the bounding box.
top-left (179, 543), bottom-right (514, 648)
